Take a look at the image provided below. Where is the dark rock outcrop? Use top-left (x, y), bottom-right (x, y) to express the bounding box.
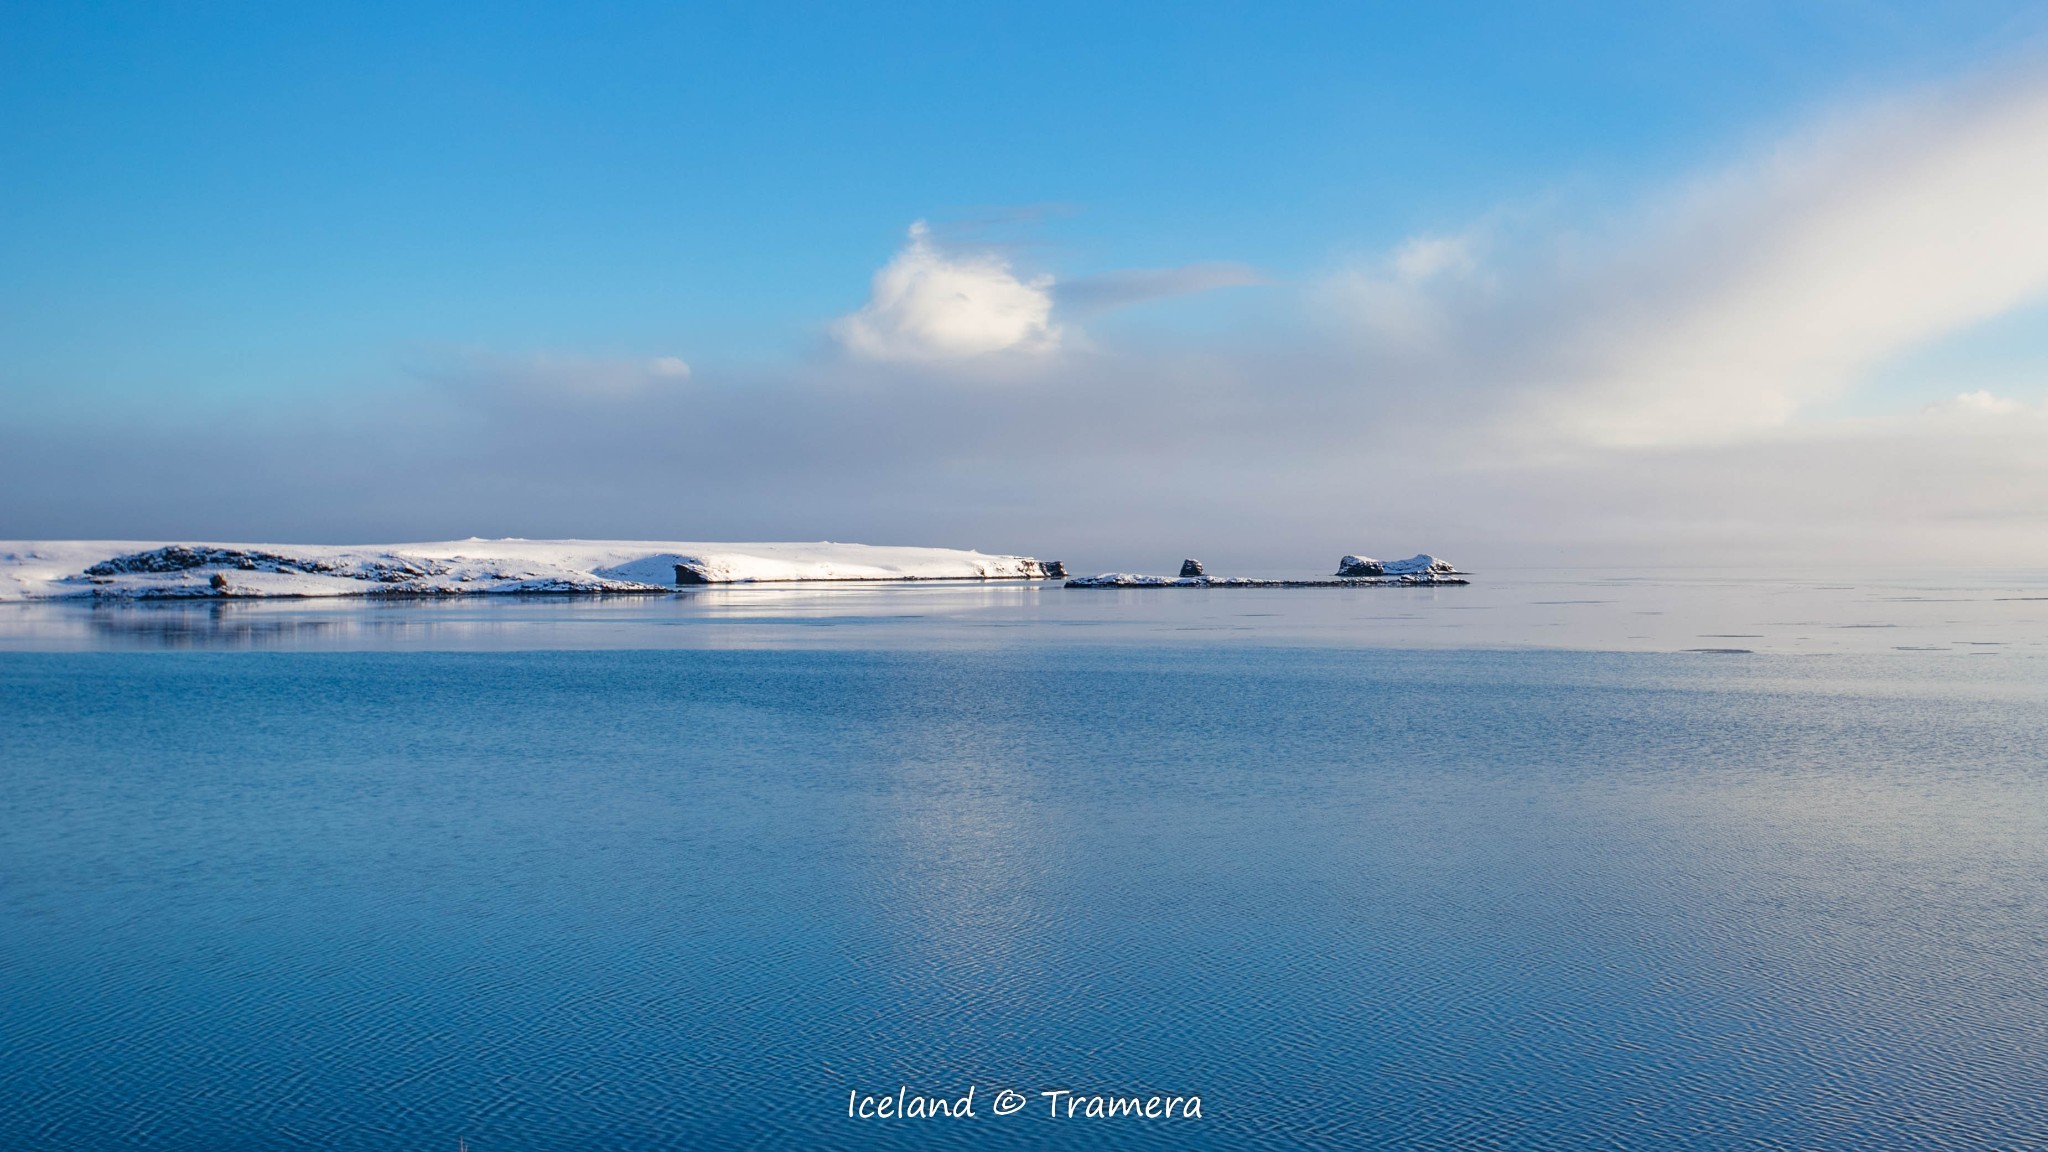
top-left (82, 545), bottom-right (447, 584)
top-left (1179, 559), bottom-right (1205, 577)
top-left (87, 546), bottom-right (306, 576)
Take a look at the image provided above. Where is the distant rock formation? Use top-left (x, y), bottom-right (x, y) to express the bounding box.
top-left (1337, 554), bottom-right (1459, 577)
top-left (1067, 572), bottom-right (1468, 588)
top-left (1067, 551), bottom-right (1469, 588)
top-left (1040, 561), bottom-right (1068, 579)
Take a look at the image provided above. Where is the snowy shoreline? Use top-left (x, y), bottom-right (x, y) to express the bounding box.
top-left (0, 540), bottom-right (1059, 600)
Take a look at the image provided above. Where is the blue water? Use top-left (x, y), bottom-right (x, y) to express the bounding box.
top-left (4, 643), bottom-right (2047, 1149)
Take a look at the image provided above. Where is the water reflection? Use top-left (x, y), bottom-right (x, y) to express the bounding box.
top-left (0, 569), bottom-right (2044, 654)
top-left (90, 600), bottom-right (354, 648)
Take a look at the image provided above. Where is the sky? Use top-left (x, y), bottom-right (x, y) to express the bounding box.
top-left (4, 1), bottom-right (2048, 569)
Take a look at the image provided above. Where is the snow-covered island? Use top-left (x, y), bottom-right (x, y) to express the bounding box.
top-left (0, 540), bottom-right (1063, 600)
top-left (1334, 554), bottom-right (1460, 578)
top-left (1067, 554), bottom-right (1467, 588)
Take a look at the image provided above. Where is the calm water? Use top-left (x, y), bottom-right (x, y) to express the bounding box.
top-left (4, 582), bottom-right (2048, 1149)
top-left (4, 568), bottom-right (2047, 654)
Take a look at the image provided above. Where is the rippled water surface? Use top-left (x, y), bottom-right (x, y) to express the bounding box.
top-left (4, 591), bottom-right (2047, 1149)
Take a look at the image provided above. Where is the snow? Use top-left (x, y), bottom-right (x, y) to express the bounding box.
top-left (1070, 573), bottom-right (1198, 587)
top-left (0, 539), bottom-right (1056, 600)
top-left (1337, 554), bottom-right (1461, 577)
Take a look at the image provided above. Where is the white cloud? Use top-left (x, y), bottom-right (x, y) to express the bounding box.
top-left (648, 356), bottom-right (692, 379)
top-left (833, 221), bottom-right (1060, 362)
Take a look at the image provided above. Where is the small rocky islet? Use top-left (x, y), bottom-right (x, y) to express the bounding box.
top-left (1064, 554), bottom-right (1467, 587)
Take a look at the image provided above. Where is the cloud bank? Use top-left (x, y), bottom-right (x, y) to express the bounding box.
top-left (1550, 77), bottom-right (2048, 447)
top-left (1317, 72), bottom-right (2048, 452)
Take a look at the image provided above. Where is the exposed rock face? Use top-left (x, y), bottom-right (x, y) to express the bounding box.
top-left (85, 546), bottom-right (445, 583)
top-left (673, 563), bottom-right (714, 585)
top-left (1179, 559), bottom-right (1205, 577)
top-left (1336, 555), bottom-right (1384, 577)
top-left (88, 546), bottom-right (313, 576)
top-left (1040, 561), bottom-right (1068, 579)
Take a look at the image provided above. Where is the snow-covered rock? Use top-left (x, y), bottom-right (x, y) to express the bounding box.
top-left (1337, 553), bottom-right (1460, 577)
top-left (1070, 573), bottom-right (1191, 587)
top-left (1065, 573), bottom-right (1269, 587)
top-left (0, 539), bottom-right (1058, 600)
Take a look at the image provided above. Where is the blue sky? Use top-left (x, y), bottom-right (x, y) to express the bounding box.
top-left (4, 2), bottom-right (2048, 563)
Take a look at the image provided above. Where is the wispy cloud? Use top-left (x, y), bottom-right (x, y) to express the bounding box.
top-left (1058, 262), bottom-right (1267, 315)
top-left (1322, 230), bottom-right (1492, 353)
top-left (1555, 75), bottom-right (2048, 446)
top-left (431, 351), bottom-right (695, 401)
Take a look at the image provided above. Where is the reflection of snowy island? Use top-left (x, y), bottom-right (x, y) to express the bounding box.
top-left (0, 540), bottom-right (1061, 600)
top-left (1068, 554), bottom-right (1467, 587)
